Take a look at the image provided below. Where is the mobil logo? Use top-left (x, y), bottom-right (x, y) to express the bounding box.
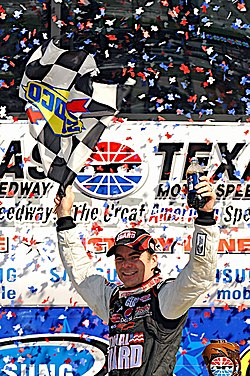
top-left (75, 141), bottom-right (148, 199)
top-left (0, 333), bottom-right (108, 375)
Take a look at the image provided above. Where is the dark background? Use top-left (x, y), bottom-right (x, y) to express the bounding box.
top-left (0, 0), bottom-right (249, 120)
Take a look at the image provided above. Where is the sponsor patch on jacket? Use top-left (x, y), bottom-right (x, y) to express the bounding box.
top-left (195, 233), bottom-right (207, 256)
top-left (108, 332), bottom-right (144, 371)
top-left (119, 275), bottom-right (162, 298)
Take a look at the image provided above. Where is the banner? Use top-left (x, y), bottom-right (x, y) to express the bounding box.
top-left (0, 120), bottom-right (249, 307)
top-left (0, 306), bottom-right (248, 376)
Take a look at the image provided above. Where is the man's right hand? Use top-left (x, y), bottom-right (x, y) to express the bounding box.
top-left (54, 185), bottom-right (75, 218)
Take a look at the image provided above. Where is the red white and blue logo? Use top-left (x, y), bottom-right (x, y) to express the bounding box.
top-left (75, 141), bottom-right (148, 199)
top-left (210, 356), bottom-right (234, 376)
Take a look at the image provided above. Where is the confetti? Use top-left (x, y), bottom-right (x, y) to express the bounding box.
top-left (0, 0), bottom-right (249, 119)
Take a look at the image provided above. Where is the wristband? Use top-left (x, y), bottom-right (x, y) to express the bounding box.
top-left (56, 216), bottom-right (76, 232)
top-left (195, 209), bottom-right (216, 226)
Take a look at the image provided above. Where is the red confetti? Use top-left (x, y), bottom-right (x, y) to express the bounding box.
top-left (237, 304), bottom-right (248, 312)
top-left (3, 34), bottom-right (10, 42)
top-left (239, 339), bottom-right (246, 346)
top-left (91, 222), bottom-right (103, 235)
top-left (7, 189), bottom-right (15, 197)
top-left (106, 35), bottom-right (117, 41)
top-left (42, 297), bottom-right (50, 304)
top-left (223, 304), bottom-right (231, 311)
top-left (64, 358), bottom-right (72, 364)
top-left (180, 64), bottom-right (190, 74)
top-left (165, 132), bottom-right (173, 139)
top-left (187, 95), bottom-right (197, 103)
top-left (201, 338), bottom-right (209, 345)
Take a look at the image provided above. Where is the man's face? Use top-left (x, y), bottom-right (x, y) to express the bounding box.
top-left (114, 245), bottom-right (158, 288)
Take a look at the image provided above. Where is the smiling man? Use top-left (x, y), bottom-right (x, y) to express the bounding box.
top-left (109, 228), bottom-right (159, 288)
top-left (54, 176), bottom-right (219, 375)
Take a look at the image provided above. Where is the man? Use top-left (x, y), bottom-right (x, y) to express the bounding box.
top-left (54, 176), bottom-right (219, 375)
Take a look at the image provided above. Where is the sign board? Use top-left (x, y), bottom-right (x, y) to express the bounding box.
top-left (0, 120), bottom-right (249, 307)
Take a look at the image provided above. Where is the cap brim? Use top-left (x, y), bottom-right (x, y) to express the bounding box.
top-left (106, 244), bottom-right (153, 257)
top-left (106, 245), bottom-right (117, 257)
top-left (106, 244), bottom-right (135, 257)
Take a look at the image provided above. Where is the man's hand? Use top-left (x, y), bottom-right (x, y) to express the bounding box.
top-left (54, 186), bottom-right (75, 218)
top-left (195, 176), bottom-right (216, 212)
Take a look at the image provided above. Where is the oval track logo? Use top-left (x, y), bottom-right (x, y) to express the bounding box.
top-left (0, 334), bottom-right (108, 375)
top-left (75, 141), bottom-right (148, 199)
top-left (210, 356), bottom-right (234, 376)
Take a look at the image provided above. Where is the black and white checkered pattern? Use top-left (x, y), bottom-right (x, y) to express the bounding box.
top-left (26, 103), bottom-right (109, 194)
top-left (19, 38), bottom-right (134, 194)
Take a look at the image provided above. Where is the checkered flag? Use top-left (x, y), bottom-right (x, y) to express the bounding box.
top-left (19, 38), bottom-right (135, 195)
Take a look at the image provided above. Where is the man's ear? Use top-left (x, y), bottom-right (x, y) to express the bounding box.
top-left (151, 253), bottom-right (158, 265)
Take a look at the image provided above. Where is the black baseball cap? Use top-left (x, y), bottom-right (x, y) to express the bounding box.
top-left (107, 228), bottom-right (157, 257)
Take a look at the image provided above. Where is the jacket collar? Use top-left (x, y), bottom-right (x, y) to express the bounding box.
top-left (119, 274), bottom-right (162, 298)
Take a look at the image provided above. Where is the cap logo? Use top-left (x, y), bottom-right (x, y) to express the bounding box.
top-left (116, 231), bottom-right (136, 242)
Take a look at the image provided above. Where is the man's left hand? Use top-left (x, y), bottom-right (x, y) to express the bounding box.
top-left (195, 176), bottom-right (216, 212)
